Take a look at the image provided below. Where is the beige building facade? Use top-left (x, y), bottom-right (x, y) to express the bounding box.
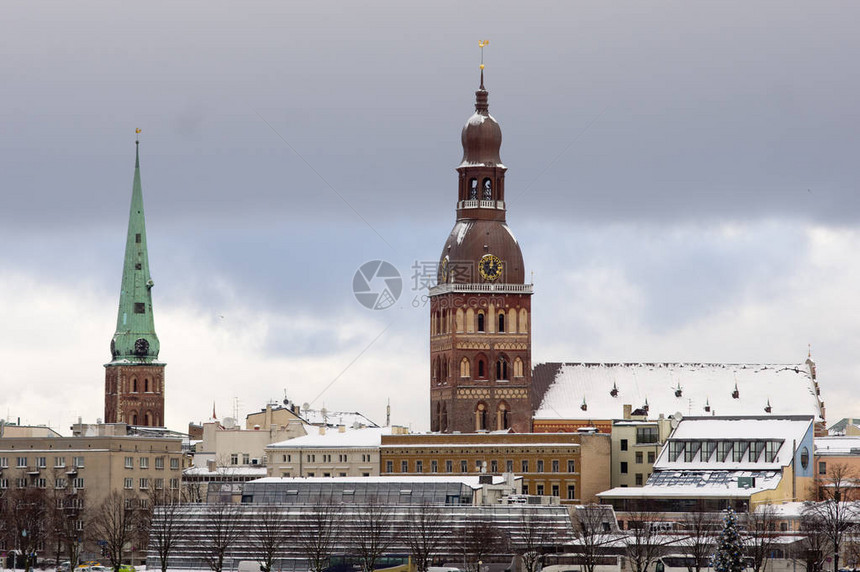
top-left (0, 423), bottom-right (184, 509)
top-left (380, 432), bottom-right (611, 505)
top-left (266, 426), bottom-right (402, 478)
top-left (611, 410), bottom-right (673, 488)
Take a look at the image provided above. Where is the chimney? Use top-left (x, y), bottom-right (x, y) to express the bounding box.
top-left (623, 404), bottom-right (632, 420)
top-left (338, 425), bottom-right (346, 433)
top-left (207, 459), bottom-right (216, 472)
top-left (318, 426), bottom-right (326, 435)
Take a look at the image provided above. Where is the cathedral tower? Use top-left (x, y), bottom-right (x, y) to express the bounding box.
top-left (428, 70), bottom-right (533, 433)
top-left (104, 140), bottom-right (165, 427)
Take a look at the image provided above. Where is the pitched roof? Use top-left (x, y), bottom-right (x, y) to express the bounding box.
top-left (533, 361), bottom-right (823, 422)
top-left (656, 416), bottom-right (814, 470)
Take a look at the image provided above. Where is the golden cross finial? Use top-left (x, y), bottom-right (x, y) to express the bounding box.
top-left (478, 40), bottom-right (489, 70)
top-left (135, 127), bottom-right (142, 144)
top-left (478, 40), bottom-right (490, 89)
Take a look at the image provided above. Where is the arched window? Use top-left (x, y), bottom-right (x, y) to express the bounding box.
top-left (496, 356), bottom-right (509, 380)
top-left (132, 378), bottom-right (138, 393)
top-left (130, 412), bottom-right (138, 425)
top-left (433, 357), bottom-right (440, 382)
top-left (435, 402), bottom-right (441, 431)
top-left (441, 403), bottom-right (448, 432)
top-left (498, 312), bottom-right (505, 333)
top-left (460, 357), bottom-right (471, 378)
top-left (476, 403), bottom-right (488, 431)
top-left (442, 359), bottom-right (448, 381)
top-left (478, 359), bottom-right (486, 379)
top-left (144, 378), bottom-right (150, 393)
top-left (469, 178), bottom-right (478, 200)
top-left (514, 357), bottom-right (524, 378)
top-left (145, 411), bottom-right (153, 426)
top-left (497, 402), bottom-right (510, 430)
top-left (477, 312), bottom-right (485, 332)
top-left (482, 178), bottom-right (492, 200)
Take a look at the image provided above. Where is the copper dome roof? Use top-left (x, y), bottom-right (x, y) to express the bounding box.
top-left (459, 88), bottom-right (503, 168)
top-left (438, 220), bottom-right (525, 285)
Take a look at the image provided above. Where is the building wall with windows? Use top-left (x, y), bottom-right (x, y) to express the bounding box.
top-left (192, 418), bottom-right (307, 470)
top-left (0, 429), bottom-right (184, 511)
top-left (379, 432), bottom-right (610, 504)
top-left (611, 415), bottom-right (673, 488)
top-left (812, 435), bottom-right (860, 491)
top-left (265, 426), bottom-right (405, 478)
top-left (599, 415), bottom-right (818, 526)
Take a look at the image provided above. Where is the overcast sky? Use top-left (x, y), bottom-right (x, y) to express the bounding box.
top-left (2, 1), bottom-right (859, 433)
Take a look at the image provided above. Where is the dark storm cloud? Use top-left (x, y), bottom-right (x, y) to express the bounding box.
top-left (2, 1), bottom-right (859, 234)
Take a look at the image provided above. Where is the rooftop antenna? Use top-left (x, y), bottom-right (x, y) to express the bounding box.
top-left (386, 399), bottom-right (391, 427)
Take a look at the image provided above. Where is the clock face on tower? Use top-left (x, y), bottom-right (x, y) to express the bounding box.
top-left (479, 254), bottom-right (503, 282)
top-left (134, 338), bottom-right (150, 356)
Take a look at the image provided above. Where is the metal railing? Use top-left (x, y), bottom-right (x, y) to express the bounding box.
top-left (457, 199), bottom-right (505, 210)
top-left (429, 283), bottom-right (533, 295)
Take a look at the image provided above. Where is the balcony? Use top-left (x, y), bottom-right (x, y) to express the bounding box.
top-left (429, 283), bottom-right (533, 296)
top-left (27, 466), bottom-right (42, 475)
top-left (457, 199), bottom-right (505, 210)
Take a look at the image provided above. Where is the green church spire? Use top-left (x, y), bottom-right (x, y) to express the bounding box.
top-left (110, 140), bottom-right (161, 363)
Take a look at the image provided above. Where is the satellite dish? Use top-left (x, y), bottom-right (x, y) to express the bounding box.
top-left (670, 412), bottom-right (683, 429)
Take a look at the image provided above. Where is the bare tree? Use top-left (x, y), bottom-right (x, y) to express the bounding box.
top-left (454, 517), bottom-right (509, 572)
top-left (804, 463), bottom-right (859, 572)
top-left (677, 511), bottom-right (717, 572)
top-left (5, 486), bottom-right (48, 572)
top-left (623, 513), bottom-right (672, 572)
top-left (571, 504), bottom-right (616, 572)
top-left (515, 508), bottom-right (556, 572)
top-left (50, 491), bottom-right (89, 570)
top-left (249, 505), bottom-right (289, 572)
top-left (295, 501), bottom-right (340, 572)
top-left (406, 503), bottom-right (449, 572)
top-left (354, 499), bottom-right (395, 572)
top-left (200, 502), bottom-right (243, 572)
top-left (144, 489), bottom-right (187, 572)
top-left (89, 492), bottom-right (137, 572)
top-left (743, 504), bottom-right (779, 572)
top-left (797, 511), bottom-right (828, 572)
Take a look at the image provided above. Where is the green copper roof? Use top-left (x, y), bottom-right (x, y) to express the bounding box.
top-left (109, 142), bottom-right (161, 364)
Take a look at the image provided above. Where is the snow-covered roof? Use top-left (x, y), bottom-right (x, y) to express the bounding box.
top-left (533, 362), bottom-right (823, 421)
top-left (183, 466), bottom-right (268, 477)
top-left (657, 416), bottom-right (813, 470)
top-left (251, 475), bottom-right (516, 489)
top-left (267, 426), bottom-right (393, 449)
top-left (599, 470), bottom-right (782, 499)
top-left (815, 436), bottom-right (860, 455)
